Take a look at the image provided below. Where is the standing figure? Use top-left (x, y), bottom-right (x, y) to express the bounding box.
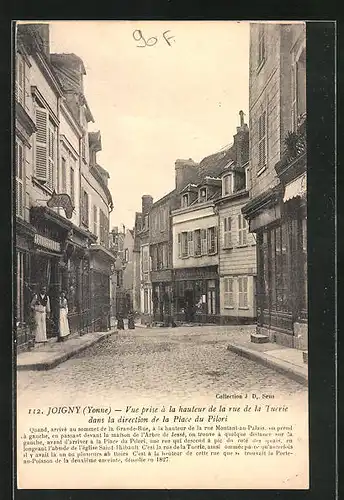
top-left (127, 310), bottom-right (135, 330)
top-left (117, 312), bottom-right (124, 330)
top-left (30, 285), bottom-right (50, 344)
top-left (58, 291), bottom-right (70, 341)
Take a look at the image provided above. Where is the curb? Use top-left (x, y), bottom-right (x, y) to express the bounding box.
top-left (17, 330), bottom-right (116, 371)
top-left (227, 343), bottom-right (308, 386)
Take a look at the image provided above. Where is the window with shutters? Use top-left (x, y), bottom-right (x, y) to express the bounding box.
top-left (194, 229), bottom-right (201, 256)
top-left (224, 278), bottom-right (234, 308)
top-left (15, 139), bottom-right (24, 218)
top-left (187, 231), bottom-right (194, 257)
top-left (258, 24), bottom-right (266, 68)
top-left (151, 245), bottom-right (157, 270)
top-left (70, 165), bottom-right (75, 205)
top-left (93, 205), bottom-right (98, 236)
top-left (208, 227), bottom-right (217, 254)
top-left (35, 107), bottom-right (48, 182)
top-left (61, 157), bottom-right (67, 192)
top-left (177, 234), bottom-right (182, 258)
top-left (81, 190), bottom-right (89, 227)
top-left (238, 214), bottom-right (248, 246)
top-left (47, 122), bottom-right (56, 189)
top-left (238, 276), bottom-right (248, 308)
top-left (181, 232), bottom-right (188, 258)
top-left (223, 217), bottom-right (232, 248)
top-left (257, 111), bottom-right (267, 172)
top-left (200, 229), bottom-right (207, 255)
top-left (16, 54), bottom-right (25, 106)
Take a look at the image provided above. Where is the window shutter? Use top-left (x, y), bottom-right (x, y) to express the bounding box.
top-left (201, 229), bottom-right (207, 255)
top-left (214, 227), bottom-right (218, 253)
top-left (178, 233), bottom-right (182, 258)
top-left (35, 108), bottom-right (48, 181)
top-left (187, 231), bottom-right (194, 256)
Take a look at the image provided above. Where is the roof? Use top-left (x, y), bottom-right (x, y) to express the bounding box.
top-left (199, 144), bottom-right (236, 179)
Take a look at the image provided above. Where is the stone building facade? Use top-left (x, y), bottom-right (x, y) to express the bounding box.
top-left (15, 23), bottom-right (114, 349)
top-left (242, 22), bottom-right (307, 349)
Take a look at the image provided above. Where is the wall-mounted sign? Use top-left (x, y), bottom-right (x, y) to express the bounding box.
top-left (34, 234), bottom-right (61, 252)
top-left (47, 191), bottom-right (74, 219)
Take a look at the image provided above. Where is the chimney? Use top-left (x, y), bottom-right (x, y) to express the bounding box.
top-left (19, 23), bottom-right (50, 58)
top-left (142, 195), bottom-right (153, 214)
top-left (233, 111), bottom-right (249, 168)
top-left (175, 159), bottom-right (199, 192)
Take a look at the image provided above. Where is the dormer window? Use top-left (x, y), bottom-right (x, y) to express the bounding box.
top-left (182, 193), bottom-right (189, 208)
top-left (199, 187), bottom-right (207, 203)
top-left (222, 174), bottom-right (233, 196)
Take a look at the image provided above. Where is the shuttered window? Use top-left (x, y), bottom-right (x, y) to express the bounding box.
top-left (15, 140), bottom-right (24, 218)
top-left (61, 157), bottom-right (67, 192)
top-left (223, 217), bottom-right (232, 248)
top-left (194, 229), bottom-right (201, 256)
top-left (258, 111), bottom-right (267, 169)
top-left (201, 229), bottom-right (207, 255)
top-left (93, 205), bottom-right (98, 236)
top-left (177, 233), bottom-right (182, 258)
top-left (207, 226), bottom-right (217, 254)
top-left (224, 278), bottom-right (234, 308)
top-left (35, 108), bottom-right (48, 181)
top-left (16, 55), bottom-right (25, 106)
top-left (238, 214), bottom-right (248, 246)
top-left (238, 276), bottom-right (248, 308)
top-left (187, 231), bottom-right (194, 257)
top-left (181, 232), bottom-right (188, 258)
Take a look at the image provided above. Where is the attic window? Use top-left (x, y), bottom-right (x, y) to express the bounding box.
top-left (222, 174), bottom-right (233, 196)
top-left (182, 193), bottom-right (189, 208)
top-left (199, 187), bottom-right (207, 203)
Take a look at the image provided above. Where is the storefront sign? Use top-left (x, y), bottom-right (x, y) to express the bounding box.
top-left (34, 234), bottom-right (61, 252)
top-left (174, 266), bottom-right (218, 281)
top-left (47, 191), bottom-right (74, 219)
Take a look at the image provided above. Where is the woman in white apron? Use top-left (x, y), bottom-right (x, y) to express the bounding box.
top-left (30, 285), bottom-right (50, 344)
top-left (59, 291), bottom-right (70, 341)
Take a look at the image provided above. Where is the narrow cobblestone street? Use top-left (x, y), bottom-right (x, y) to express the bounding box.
top-left (17, 326), bottom-right (306, 408)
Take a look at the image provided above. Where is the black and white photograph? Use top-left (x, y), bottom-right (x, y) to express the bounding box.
top-left (14, 20), bottom-right (311, 489)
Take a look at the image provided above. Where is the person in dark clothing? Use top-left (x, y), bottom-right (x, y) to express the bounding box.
top-left (117, 312), bottom-right (124, 330)
top-left (127, 310), bottom-right (135, 330)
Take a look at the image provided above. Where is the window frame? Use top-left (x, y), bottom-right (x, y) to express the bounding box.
top-left (223, 216), bottom-right (232, 249)
top-left (224, 277), bottom-right (234, 309)
top-left (207, 226), bottom-right (217, 255)
top-left (238, 214), bottom-right (249, 246)
top-left (222, 174), bottom-right (233, 196)
top-left (238, 276), bottom-right (249, 309)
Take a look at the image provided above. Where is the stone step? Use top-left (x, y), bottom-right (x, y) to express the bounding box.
top-left (302, 350), bottom-right (308, 364)
top-left (251, 333), bottom-right (269, 344)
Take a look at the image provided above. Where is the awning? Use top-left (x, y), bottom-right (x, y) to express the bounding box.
top-left (283, 173), bottom-right (307, 202)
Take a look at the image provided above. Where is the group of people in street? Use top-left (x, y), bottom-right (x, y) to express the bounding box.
top-left (116, 311), bottom-right (135, 330)
top-left (29, 284), bottom-right (136, 345)
top-left (30, 285), bottom-right (70, 345)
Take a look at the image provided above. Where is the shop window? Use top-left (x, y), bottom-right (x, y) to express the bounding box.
top-left (207, 227), bottom-right (217, 254)
top-left (238, 214), bottom-right (248, 246)
top-left (81, 190), bottom-right (89, 227)
top-left (15, 139), bottom-right (24, 218)
top-left (194, 229), bottom-right (201, 256)
top-left (223, 217), bottom-right (232, 248)
top-left (222, 174), bottom-right (232, 196)
top-left (238, 276), bottom-right (248, 308)
top-left (224, 278), bottom-right (234, 308)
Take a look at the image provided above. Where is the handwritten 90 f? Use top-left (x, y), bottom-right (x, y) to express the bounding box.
top-left (133, 30), bottom-right (175, 48)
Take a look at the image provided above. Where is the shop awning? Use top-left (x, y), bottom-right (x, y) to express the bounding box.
top-left (283, 173), bottom-right (307, 202)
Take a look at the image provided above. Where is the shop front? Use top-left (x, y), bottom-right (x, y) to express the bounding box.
top-left (174, 266), bottom-right (219, 324)
top-left (151, 270), bottom-right (173, 325)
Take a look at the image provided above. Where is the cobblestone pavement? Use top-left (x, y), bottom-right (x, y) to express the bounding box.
top-left (17, 325), bottom-right (307, 408)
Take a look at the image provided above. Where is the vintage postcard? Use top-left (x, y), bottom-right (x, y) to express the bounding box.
top-left (15, 20), bottom-right (310, 489)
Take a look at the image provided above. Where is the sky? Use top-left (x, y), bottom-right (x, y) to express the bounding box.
top-left (47, 21), bottom-right (250, 229)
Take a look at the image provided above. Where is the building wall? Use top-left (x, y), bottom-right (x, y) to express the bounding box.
top-left (172, 204), bottom-right (218, 269)
top-left (249, 22), bottom-right (281, 200)
top-left (122, 230), bottom-right (134, 292)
